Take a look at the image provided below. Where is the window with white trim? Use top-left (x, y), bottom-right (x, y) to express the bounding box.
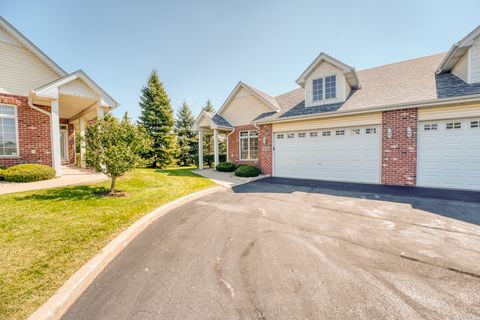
top-left (239, 131), bottom-right (258, 160)
top-left (298, 132), bottom-right (306, 138)
top-left (322, 131), bottom-right (331, 137)
top-left (287, 133), bottom-right (294, 139)
top-left (335, 129), bottom-right (345, 136)
top-left (424, 124), bottom-right (438, 131)
top-left (365, 128), bottom-right (377, 134)
top-left (277, 134), bottom-right (284, 139)
top-left (309, 131), bottom-right (318, 137)
top-left (312, 75), bottom-right (336, 101)
top-left (470, 121), bottom-right (479, 128)
top-left (446, 122), bottom-right (461, 129)
top-left (0, 105), bottom-right (18, 157)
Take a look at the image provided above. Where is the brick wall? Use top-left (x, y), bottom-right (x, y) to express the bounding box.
top-left (381, 108), bottom-right (418, 186)
top-left (0, 93), bottom-right (52, 167)
top-left (227, 124), bottom-right (273, 175)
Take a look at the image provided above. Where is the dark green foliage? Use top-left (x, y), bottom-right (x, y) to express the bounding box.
top-left (85, 115), bottom-right (152, 192)
top-left (193, 153), bottom-right (227, 168)
top-left (216, 162), bottom-right (236, 172)
top-left (2, 164), bottom-right (56, 182)
top-left (174, 102), bottom-right (196, 166)
top-left (201, 100), bottom-right (215, 154)
top-left (234, 165), bottom-right (260, 177)
top-left (138, 70), bottom-right (175, 168)
top-left (0, 168), bottom-right (5, 180)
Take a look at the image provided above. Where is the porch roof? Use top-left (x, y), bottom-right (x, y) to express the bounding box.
top-left (193, 111), bottom-right (233, 131)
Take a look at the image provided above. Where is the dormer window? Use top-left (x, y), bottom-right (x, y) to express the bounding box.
top-left (312, 75), bottom-right (336, 101)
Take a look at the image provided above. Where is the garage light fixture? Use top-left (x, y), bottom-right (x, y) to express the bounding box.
top-left (387, 127), bottom-right (393, 139)
top-left (406, 127), bottom-right (413, 138)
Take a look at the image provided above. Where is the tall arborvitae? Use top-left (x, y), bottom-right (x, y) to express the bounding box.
top-left (138, 70), bottom-right (175, 168)
top-left (174, 101), bottom-right (196, 166)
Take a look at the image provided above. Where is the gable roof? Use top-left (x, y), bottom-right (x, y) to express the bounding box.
top-left (217, 81), bottom-right (280, 115)
top-left (193, 110), bottom-right (233, 130)
top-left (255, 52), bottom-right (480, 123)
top-left (437, 25), bottom-right (480, 74)
top-left (296, 52), bottom-right (360, 89)
top-left (31, 70), bottom-right (118, 108)
top-left (0, 16), bottom-right (67, 77)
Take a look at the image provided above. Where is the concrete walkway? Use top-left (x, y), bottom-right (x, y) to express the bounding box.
top-left (192, 168), bottom-right (267, 188)
top-left (0, 165), bottom-right (107, 195)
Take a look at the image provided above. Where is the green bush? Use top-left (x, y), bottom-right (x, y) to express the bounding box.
top-left (216, 162), bottom-right (236, 172)
top-left (194, 153), bottom-right (227, 168)
top-left (234, 165), bottom-right (260, 177)
top-left (3, 164), bottom-right (56, 182)
top-left (0, 168), bottom-right (5, 181)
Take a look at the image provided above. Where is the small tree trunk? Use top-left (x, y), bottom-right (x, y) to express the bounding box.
top-left (110, 177), bottom-right (116, 193)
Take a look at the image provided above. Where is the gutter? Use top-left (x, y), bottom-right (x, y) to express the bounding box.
top-left (28, 92), bottom-right (51, 117)
top-left (255, 93), bottom-right (480, 125)
top-left (226, 128), bottom-right (236, 162)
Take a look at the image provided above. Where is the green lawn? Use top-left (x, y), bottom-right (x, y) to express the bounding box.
top-left (0, 168), bottom-right (215, 320)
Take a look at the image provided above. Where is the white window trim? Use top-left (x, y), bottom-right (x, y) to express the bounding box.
top-left (239, 130), bottom-right (258, 161)
top-left (312, 74), bottom-right (337, 102)
top-left (0, 103), bottom-right (20, 158)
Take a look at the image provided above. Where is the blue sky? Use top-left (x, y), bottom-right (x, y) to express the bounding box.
top-left (1, 0), bottom-right (479, 119)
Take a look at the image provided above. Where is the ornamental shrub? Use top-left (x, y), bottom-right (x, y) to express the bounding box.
top-left (234, 165), bottom-right (260, 177)
top-left (216, 162), bottom-right (236, 172)
top-left (3, 164), bottom-right (56, 182)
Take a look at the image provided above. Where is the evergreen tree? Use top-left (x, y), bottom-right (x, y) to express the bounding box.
top-left (174, 101), bottom-right (196, 166)
top-left (202, 99), bottom-right (215, 154)
top-left (138, 70), bottom-right (175, 168)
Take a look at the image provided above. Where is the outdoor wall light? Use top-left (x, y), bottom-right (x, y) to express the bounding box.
top-left (263, 136), bottom-right (267, 146)
top-left (406, 127), bottom-right (413, 138)
top-left (387, 127), bottom-right (393, 139)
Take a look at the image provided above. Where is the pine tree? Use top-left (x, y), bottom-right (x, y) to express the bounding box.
top-left (138, 70), bottom-right (175, 168)
top-left (174, 101), bottom-right (196, 166)
top-left (202, 100), bottom-right (215, 154)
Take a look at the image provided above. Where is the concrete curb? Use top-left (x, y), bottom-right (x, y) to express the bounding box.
top-left (28, 186), bottom-right (223, 320)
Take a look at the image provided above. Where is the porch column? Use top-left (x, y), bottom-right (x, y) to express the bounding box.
top-left (198, 130), bottom-right (203, 170)
top-left (213, 128), bottom-right (219, 167)
top-left (79, 117), bottom-right (86, 168)
top-left (51, 99), bottom-right (62, 176)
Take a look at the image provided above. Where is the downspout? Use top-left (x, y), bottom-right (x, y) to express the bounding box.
top-left (226, 128), bottom-right (236, 162)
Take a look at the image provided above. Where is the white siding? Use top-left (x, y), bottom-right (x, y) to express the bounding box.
top-left (469, 37), bottom-right (480, 83)
top-left (304, 61), bottom-right (346, 107)
top-left (452, 52), bottom-right (468, 82)
top-left (0, 30), bottom-right (60, 96)
top-left (220, 87), bottom-right (273, 126)
top-left (418, 103), bottom-right (480, 121)
top-left (272, 113), bottom-right (381, 132)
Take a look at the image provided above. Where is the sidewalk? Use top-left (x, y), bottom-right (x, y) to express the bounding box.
top-left (192, 168), bottom-right (267, 188)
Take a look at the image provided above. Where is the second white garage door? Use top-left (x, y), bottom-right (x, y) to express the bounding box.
top-left (273, 126), bottom-right (381, 184)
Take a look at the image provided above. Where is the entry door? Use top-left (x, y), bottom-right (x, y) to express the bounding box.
top-left (273, 125), bottom-right (381, 184)
top-left (417, 118), bottom-right (480, 190)
top-left (60, 127), bottom-right (68, 162)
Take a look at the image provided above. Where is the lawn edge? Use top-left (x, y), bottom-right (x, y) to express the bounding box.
top-left (28, 185), bottom-right (224, 320)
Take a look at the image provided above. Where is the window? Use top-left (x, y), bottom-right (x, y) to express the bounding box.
top-left (335, 129), bottom-right (345, 136)
top-left (471, 121), bottom-right (479, 128)
top-left (287, 133), bottom-right (295, 139)
top-left (312, 78), bottom-right (323, 101)
top-left (298, 132), bottom-right (306, 138)
top-left (325, 75), bottom-right (336, 99)
top-left (309, 132), bottom-right (318, 137)
top-left (424, 124), bottom-right (438, 131)
top-left (0, 105), bottom-right (18, 157)
top-left (312, 75), bottom-right (336, 102)
top-left (322, 131), bottom-right (331, 137)
top-left (239, 131), bottom-right (258, 160)
top-left (365, 128), bottom-right (377, 134)
top-left (277, 134), bottom-right (284, 139)
top-left (446, 122), bottom-right (461, 129)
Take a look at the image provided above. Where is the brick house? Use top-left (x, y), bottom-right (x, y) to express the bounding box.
top-left (0, 17), bottom-right (117, 176)
top-left (194, 25), bottom-right (480, 191)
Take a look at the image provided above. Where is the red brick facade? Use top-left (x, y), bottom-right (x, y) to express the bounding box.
top-left (227, 124), bottom-right (273, 175)
top-left (381, 108), bottom-right (418, 186)
top-left (0, 93), bottom-right (52, 167)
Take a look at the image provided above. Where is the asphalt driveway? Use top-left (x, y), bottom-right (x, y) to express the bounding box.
top-left (63, 179), bottom-right (480, 320)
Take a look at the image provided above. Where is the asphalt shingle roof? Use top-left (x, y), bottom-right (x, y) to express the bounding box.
top-left (211, 113), bottom-right (233, 128)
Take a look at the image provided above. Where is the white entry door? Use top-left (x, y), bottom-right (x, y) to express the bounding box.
top-left (273, 125), bottom-right (381, 184)
top-left (60, 127), bottom-right (68, 163)
top-left (417, 118), bottom-right (480, 190)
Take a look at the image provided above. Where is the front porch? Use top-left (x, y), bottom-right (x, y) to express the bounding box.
top-left (29, 70), bottom-right (118, 176)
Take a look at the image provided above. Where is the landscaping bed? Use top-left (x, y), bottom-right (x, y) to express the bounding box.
top-left (0, 168), bottom-right (214, 320)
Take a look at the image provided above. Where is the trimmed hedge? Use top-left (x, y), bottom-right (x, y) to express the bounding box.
top-left (216, 162), bottom-right (236, 172)
top-left (234, 165), bottom-right (260, 177)
top-left (2, 164), bottom-right (56, 183)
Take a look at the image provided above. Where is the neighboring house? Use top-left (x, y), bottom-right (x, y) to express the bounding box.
top-left (194, 25), bottom-right (480, 191)
top-left (0, 17), bottom-right (117, 176)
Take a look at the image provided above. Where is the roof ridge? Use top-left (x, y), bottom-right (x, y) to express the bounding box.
top-left (358, 52), bottom-right (446, 73)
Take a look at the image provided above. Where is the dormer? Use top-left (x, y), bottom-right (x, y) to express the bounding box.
top-left (296, 52), bottom-right (359, 108)
top-left (437, 25), bottom-right (480, 84)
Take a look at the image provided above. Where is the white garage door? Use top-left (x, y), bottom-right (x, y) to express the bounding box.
top-left (273, 126), bottom-right (381, 184)
top-left (418, 118), bottom-right (480, 190)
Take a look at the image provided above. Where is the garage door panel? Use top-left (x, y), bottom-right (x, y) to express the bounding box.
top-left (274, 126), bottom-right (380, 184)
top-left (418, 118), bottom-right (480, 190)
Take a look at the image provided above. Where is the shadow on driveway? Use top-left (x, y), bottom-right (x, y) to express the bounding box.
top-left (232, 177), bottom-right (480, 226)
